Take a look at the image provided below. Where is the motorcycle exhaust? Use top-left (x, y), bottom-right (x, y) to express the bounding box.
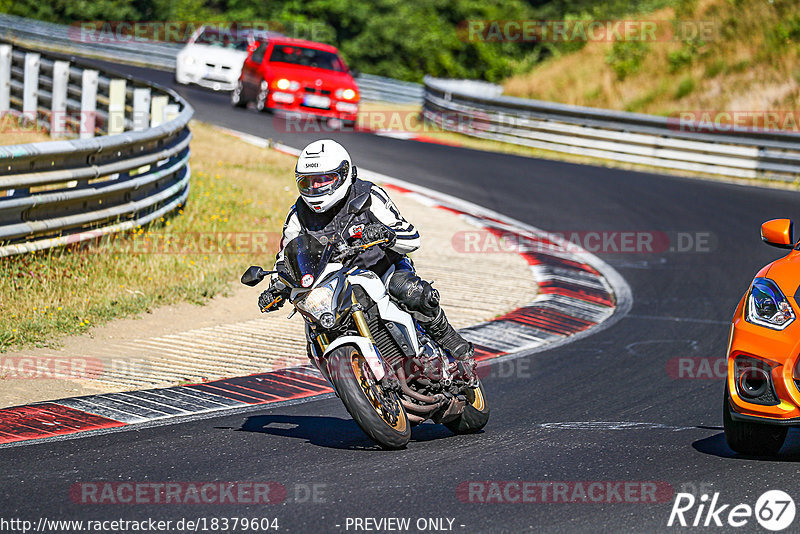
top-left (396, 365), bottom-right (444, 405)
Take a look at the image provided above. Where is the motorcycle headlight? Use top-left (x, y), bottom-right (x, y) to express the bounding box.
top-left (746, 278), bottom-right (795, 330)
top-left (295, 282), bottom-right (336, 324)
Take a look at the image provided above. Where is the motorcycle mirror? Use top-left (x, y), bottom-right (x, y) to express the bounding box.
top-left (347, 193), bottom-right (370, 215)
top-left (240, 265), bottom-right (275, 286)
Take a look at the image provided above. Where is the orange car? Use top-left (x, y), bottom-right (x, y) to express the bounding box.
top-left (724, 218), bottom-right (800, 455)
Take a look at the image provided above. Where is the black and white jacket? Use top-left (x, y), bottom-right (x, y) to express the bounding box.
top-left (275, 179), bottom-right (420, 273)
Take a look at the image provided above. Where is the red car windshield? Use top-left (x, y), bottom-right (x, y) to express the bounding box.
top-left (269, 45), bottom-right (346, 72)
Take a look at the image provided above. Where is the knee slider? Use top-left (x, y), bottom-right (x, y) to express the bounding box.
top-left (388, 271), bottom-right (439, 316)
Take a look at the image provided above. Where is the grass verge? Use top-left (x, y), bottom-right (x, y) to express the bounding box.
top-left (0, 121), bottom-right (297, 352)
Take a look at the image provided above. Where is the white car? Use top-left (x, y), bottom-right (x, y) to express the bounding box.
top-left (175, 26), bottom-right (251, 91)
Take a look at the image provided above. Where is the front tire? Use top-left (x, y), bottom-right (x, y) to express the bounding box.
top-left (231, 80), bottom-right (246, 108)
top-left (328, 346), bottom-right (410, 449)
top-left (255, 80), bottom-right (270, 113)
top-left (723, 382), bottom-right (786, 455)
top-left (445, 380), bottom-right (490, 434)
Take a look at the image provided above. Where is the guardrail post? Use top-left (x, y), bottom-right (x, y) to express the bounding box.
top-left (150, 95), bottom-right (168, 127)
top-left (80, 70), bottom-right (98, 139)
top-left (22, 52), bottom-right (40, 123)
top-left (50, 60), bottom-right (69, 138)
top-left (164, 104), bottom-right (179, 123)
top-left (0, 45), bottom-right (10, 116)
top-left (107, 79), bottom-right (126, 134)
top-left (132, 88), bottom-right (151, 131)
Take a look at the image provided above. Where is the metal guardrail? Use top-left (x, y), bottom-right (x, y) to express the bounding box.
top-left (0, 13), bottom-right (424, 104)
top-left (0, 41), bottom-right (193, 257)
top-left (0, 13), bottom-right (181, 69)
top-left (423, 77), bottom-right (800, 181)
top-left (355, 73), bottom-right (423, 105)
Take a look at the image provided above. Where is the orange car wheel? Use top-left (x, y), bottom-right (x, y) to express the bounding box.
top-left (723, 382), bottom-right (787, 456)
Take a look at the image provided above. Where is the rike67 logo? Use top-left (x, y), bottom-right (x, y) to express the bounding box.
top-left (668, 490), bottom-right (795, 531)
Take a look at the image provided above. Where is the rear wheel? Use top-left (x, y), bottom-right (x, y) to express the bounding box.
top-left (328, 346), bottom-right (410, 449)
top-left (445, 380), bottom-right (490, 434)
top-left (723, 382), bottom-right (786, 456)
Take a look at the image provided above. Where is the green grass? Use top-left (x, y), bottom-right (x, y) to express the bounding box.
top-left (0, 121), bottom-right (297, 352)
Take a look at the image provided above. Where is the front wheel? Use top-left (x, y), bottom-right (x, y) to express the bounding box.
top-left (328, 346), bottom-right (410, 449)
top-left (255, 80), bottom-right (270, 113)
top-left (445, 380), bottom-right (490, 434)
top-left (723, 382), bottom-right (786, 456)
top-left (231, 80), bottom-right (246, 108)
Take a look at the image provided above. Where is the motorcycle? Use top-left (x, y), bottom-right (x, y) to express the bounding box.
top-left (241, 192), bottom-right (489, 449)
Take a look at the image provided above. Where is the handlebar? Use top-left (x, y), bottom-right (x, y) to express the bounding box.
top-left (333, 238), bottom-right (389, 262)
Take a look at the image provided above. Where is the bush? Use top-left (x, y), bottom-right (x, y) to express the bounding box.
top-left (765, 14), bottom-right (800, 50)
top-left (674, 76), bottom-right (695, 99)
top-left (705, 59), bottom-right (726, 78)
top-left (667, 48), bottom-right (694, 73)
top-left (606, 40), bottom-right (651, 80)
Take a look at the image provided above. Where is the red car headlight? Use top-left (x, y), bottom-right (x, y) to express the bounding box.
top-left (335, 88), bottom-right (357, 101)
top-left (275, 78), bottom-right (300, 91)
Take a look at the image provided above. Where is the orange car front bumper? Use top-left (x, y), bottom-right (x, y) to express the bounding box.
top-left (727, 294), bottom-right (800, 423)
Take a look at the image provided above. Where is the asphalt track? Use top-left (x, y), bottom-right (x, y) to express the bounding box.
top-left (3, 60), bottom-right (800, 533)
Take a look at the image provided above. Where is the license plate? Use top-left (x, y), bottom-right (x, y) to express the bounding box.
top-left (303, 94), bottom-right (330, 109)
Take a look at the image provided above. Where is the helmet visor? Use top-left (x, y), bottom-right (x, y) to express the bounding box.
top-left (296, 160), bottom-right (349, 197)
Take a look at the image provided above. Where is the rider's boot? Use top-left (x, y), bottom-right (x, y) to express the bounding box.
top-left (419, 309), bottom-right (477, 384)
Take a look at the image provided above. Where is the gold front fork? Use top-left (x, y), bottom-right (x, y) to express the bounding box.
top-left (351, 293), bottom-right (375, 343)
top-left (317, 333), bottom-right (330, 352)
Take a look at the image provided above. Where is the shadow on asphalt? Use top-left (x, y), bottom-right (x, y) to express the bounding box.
top-left (233, 414), bottom-right (456, 450)
top-left (693, 430), bottom-right (800, 461)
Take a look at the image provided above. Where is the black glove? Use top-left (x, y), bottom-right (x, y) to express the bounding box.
top-left (362, 223), bottom-right (396, 249)
top-left (258, 284), bottom-right (287, 313)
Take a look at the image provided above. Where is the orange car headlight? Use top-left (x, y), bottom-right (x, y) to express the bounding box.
top-left (745, 278), bottom-right (795, 330)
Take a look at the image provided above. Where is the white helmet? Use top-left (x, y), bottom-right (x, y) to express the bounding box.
top-left (295, 139), bottom-right (355, 212)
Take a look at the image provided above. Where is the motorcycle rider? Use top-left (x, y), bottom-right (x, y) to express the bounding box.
top-left (258, 139), bottom-right (476, 380)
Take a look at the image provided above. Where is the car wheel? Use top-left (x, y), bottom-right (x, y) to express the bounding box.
top-left (723, 382), bottom-right (787, 456)
top-left (231, 80), bottom-right (246, 108)
top-left (255, 80), bottom-right (270, 113)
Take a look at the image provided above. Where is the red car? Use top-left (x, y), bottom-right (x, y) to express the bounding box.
top-left (231, 36), bottom-right (360, 122)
